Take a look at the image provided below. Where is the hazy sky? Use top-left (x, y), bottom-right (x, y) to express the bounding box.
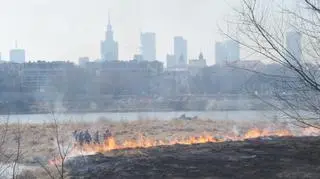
top-left (0, 0), bottom-right (256, 64)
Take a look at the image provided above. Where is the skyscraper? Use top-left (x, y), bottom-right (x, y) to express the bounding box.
top-left (10, 49), bottom-right (25, 63)
top-left (215, 42), bottom-right (227, 65)
top-left (141, 32), bottom-right (156, 61)
top-left (225, 40), bottom-right (240, 62)
top-left (101, 13), bottom-right (119, 62)
top-left (286, 31), bottom-right (302, 62)
top-left (174, 36), bottom-right (187, 67)
top-left (215, 40), bottom-right (240, 65)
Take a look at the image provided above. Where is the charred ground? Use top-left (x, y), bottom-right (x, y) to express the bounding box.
top-left (66, 136), bottom-right (320, 179)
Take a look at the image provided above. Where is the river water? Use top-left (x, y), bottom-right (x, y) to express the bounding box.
top-left (0, 110), bottom-right (285, 124)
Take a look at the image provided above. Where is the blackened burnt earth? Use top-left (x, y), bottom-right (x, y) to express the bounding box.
top-left (66, 137), bottom-right (320, 179)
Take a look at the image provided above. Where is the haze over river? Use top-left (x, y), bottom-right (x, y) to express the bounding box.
top-left (1, 110), bottom-right (286, 124)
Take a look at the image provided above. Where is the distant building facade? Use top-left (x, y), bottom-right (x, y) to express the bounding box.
top-left (10, 49), bottom-right (25, 63)
top-left (189, 53), bottom-right (207, 68)
top-left (215, 40), bottom-right (240, 65)
top-left (174, 36), bottom-right (188, 67)
top-left (0, 52), bottom-right (5, 63)
top-left (78, 57), bottom-right (90, 67)
top-left (189, 53), bottom-right (207, 76)
top-left (89, 60), bottom-right (163, 95)
top-left (141, 32), bottom-right (156, 61)
top-left (133, 54), bottom-right (144, 62)
top-left (100, 15), bottom-right (118, 62)
top-left (21, 61), bottom-right (74, 92)
top-left (286, 31), bottom-right (302, 62)
top-left (225, 40), bottom-right (240, 62)
top-left (215, 42), bottom-right (227, 65)
top-left (166, 54), bottom-right (176, 69)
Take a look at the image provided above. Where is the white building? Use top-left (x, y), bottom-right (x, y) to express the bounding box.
top-left (215, 42), bottom-right (227, 65)
top-left (189, 53), bottom-right (207, 76)
top-left (10, 49), bottom-right (25, 63)
top-left (225, 40), bottom-right (240, 62)
top-left (141, 32), bottom-right (156, 61)
top-left (215, 40), bottom-right (240, 65)
top-left (174, 36), bottom-right (188, 67)
top-left (286, 31), bottom-right (302, 62)
top-left (166, 54), bottom-right (176, 69)
top-left (101, 14), bottom-right (118, 62)
top-left (189, 53), bottom-right (207, 68)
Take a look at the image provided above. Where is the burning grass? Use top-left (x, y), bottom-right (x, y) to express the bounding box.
top-left (66, 136), bottom-right (320, 179)
top-left (69, 126), bottom-right (317, 156)
top-left (1, 117), bottom-right (320, 178)
top-left (2, 118), bottom-right (319, 160)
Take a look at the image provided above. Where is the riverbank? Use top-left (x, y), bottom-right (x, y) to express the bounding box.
top-left (0, 97), bottom-right (276, 115)
top-left (2, 110), bottom-right (284, 124)
top-left (2, 107), bottom-right (273, 116)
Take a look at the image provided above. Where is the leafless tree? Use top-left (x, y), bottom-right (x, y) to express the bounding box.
top-left (224, 0), bottom-right (320, 128)
top-left (38, 112), bottom-right (73, 179)
top-left (0, 116), bottom-right (11, 177)
top-left (12, 122), bottom-right (23, 179)
top-left (0, 116), bottom-right (24, 179)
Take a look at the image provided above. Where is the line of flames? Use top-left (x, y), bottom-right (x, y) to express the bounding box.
top-left (79, 128), bottom-right (293, 154)
top-left (48, 127), bottom-right (320, 166)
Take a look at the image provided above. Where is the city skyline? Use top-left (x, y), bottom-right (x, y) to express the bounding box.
top-left (0, 0), bottom-right (246, 65)
top-left (0, 0), bottom-right (298, 65)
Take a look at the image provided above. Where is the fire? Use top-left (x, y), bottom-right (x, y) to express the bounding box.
top-left (78, 128), bottom-right (294, 154)
top-left (79, 135), bottom-right (220, 154)
top-left (244, 128), bottom-right (263, 139)
top-left (48, 126), bottom-right (320, 166)
top-left (244, 128), bottom-right (293, 139)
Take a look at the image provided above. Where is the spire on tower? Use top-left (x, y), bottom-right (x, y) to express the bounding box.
top-left (108, 11), bottom-right (111, 25)
top-left (105, 10), bottom-right (114, 41)
top-left (107, 10), bottom-right (112, 31)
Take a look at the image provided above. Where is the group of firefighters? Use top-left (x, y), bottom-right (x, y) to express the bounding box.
top-left (72, 129), bottom-right (112, 145)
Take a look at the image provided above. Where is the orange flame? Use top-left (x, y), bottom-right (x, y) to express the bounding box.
top-left (49, 126), bottom-right (320, 166)
top-left (78, 128), bottom-right (294, 154)
top-left (79, 135), bottom-right (220, 154)
top-left (244, 128), bottom-right (293, 139)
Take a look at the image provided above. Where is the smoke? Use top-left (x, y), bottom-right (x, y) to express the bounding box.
top-left (232, 125), bottom-right (240, 136)
top-left (53, 93), bottom-right (66, 113)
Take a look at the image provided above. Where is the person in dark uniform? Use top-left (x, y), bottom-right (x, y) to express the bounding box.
top-left (84, 130), bottom-right (92, 144)
top-left (93, 131), bottom-right (100, 144)
top-left (79, 131), bottom-right (84, 146)
top-left (103, 129), bottom-right (112, 141)
top-left (72, 130), bottom-right (78, 142)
